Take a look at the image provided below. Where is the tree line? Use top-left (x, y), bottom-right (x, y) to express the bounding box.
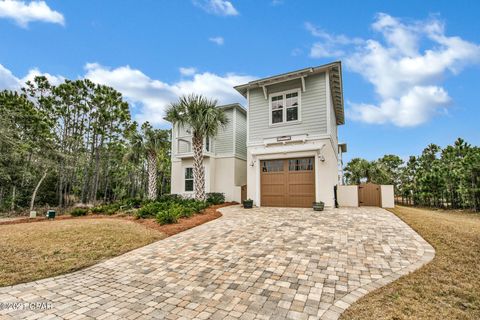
top-left (0, 76), bottom-right (171, 213)
top-left (344, 138), bottom-right (480, 211)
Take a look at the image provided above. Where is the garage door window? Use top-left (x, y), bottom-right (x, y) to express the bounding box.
top-left (288, 158), bottom-right (313, 171)
top-left (262, 160), bottom-right (284, 172)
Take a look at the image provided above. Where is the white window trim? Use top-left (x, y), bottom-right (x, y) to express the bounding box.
top-left (184, 167), bottom-right (194, 192)
top-left (268, 88), bottom-right (302, 127)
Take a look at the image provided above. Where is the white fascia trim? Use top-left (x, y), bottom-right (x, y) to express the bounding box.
top-left (250, 143), bottom-right (326, 157)
top-left (326, 71), bottom-right (331, 136)
top-left (247, 134), bottom-right (331, 147)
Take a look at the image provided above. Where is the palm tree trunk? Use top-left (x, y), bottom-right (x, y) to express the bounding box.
top-left (147, 151), bottom-right (157, 200)
top-left (192, 135), bottom-right (205, 200)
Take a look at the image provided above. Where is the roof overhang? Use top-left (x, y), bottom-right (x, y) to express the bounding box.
top-left (234, 61), bottom-right (344, 125)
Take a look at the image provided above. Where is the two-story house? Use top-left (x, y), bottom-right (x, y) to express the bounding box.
top-left (234, 61), bottom-right (344, 208)
top-left (170, 104), bottom-right (247, 201)
top-left (169, 61), bottom-right (345, 207)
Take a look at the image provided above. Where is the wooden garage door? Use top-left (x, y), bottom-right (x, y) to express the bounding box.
top-left (260, 158), bottom-right (315, 208)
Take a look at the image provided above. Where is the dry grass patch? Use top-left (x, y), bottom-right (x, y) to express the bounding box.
top-left (0, 219), bottom-right (165, 287)
top-left (341, 206), bottom-right (480, 320)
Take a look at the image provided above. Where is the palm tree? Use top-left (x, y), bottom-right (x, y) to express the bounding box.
top-left (127, 122), bottom-right (170, 200)
top-left (165, 94), bottom-right (228, 200)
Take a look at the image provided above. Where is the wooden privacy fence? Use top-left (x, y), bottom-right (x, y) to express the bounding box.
top-left (241, 185), bottom-right (247, 202)
top-left (358, 183), bottom-right (381, 207)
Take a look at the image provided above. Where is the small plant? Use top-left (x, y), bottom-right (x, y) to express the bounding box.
top-left (312, 201), bottom-right (325, 211)
top-left (243, 199), bottom-right (253, 209)
top-left (70, 208), bottom-right (88, 217)
top-left (206, 192), bottom-right (225, 205)
top-left (156, 204), bottom-right (182, 225)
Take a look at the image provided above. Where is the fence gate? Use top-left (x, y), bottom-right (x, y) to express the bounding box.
top-left (358, 183), bottom-right (381, 206)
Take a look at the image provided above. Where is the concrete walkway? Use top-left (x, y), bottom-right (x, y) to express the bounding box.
top-left (0, 206), bottom-right (434, 320)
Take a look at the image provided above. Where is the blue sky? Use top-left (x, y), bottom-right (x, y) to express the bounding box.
top-left (1, 0), bottom-right (479, 163)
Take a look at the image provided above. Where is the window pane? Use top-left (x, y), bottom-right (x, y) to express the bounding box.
top-left (286, 107), bottom-right (298, 121)
top-left (262, 160), bottom-right (284, 172)
top-left (289, 159), bottom-right (313, 171)
top-left (185, 168), bottom-right (193, 179)
top-left (185, 179), bottom-right (193, 191)
top-left (286, 92), bottom-right (298, 108)
top-left (272, 109), bottom-right (283, 124)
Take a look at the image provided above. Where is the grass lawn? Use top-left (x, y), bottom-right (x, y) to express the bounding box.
top-left (341, 206), bottom-right (480, 320)
top-left (0, 219), bottom-right (165, 287)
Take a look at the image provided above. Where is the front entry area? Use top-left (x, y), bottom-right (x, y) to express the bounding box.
top-left (260, 157), bottom-right (315, 207)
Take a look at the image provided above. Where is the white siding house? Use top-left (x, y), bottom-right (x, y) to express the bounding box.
top-left (169, 61), bottom-right (346, 208)
top-left (169, 104), bottom-right (247, 202)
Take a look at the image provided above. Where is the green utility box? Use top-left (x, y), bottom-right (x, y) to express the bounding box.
top-left (46, 210), bottom-right (56, 219)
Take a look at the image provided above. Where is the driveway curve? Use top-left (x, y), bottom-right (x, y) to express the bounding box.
top-left (0, 206), bottom-right (434, 320)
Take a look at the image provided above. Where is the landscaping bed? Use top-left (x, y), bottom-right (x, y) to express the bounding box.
top-left (341, 206), bottom-right (480, 320)
top-left (0, 194), bottom-right (233, 287)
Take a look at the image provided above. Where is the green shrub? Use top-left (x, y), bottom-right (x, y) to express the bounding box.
top-left (180, 206), bottom-right (196, 218)
top-left (206, 192), bottom-right (225, 205)
top-left (156, 204), bottom-right (182, 225)
top-left (90, 203), bottom-right (120, 215)
top-left (158, 194), bottom-right (181, 202)
top-left (122, 198), bottom-right (142, 208)
top-left (135, 202), bottom-right (165, 219)
top-left (70, 208), bottom-right (88, 217)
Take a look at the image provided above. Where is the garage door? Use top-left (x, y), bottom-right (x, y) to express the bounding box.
top-left (260, 157), bottom-right (315, 208)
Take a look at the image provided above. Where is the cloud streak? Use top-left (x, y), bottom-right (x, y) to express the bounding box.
top-left (193, 0), bottom-right (238, 16)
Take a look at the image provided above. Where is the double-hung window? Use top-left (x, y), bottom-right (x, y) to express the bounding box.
top-left (185, 168), bottom-right (194, 192)
top-left (270, 90), bottom-right (300, 125)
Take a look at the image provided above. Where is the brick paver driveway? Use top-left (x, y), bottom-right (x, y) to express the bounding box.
top-left (0, 206), bottom-right (434, 320)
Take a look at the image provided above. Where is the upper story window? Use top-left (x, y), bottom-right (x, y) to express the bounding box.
top-left (269, 89), bottom-right (300, 125)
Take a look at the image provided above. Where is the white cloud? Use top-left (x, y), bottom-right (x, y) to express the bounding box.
top-left (194, 0), bottom-right (238, 16)
top-left (306, 14), bottom-right (480, 127)
top-left (179, 67), bottom-right (197, 76)
top-left (84, 63), bottom-right (254, 126)
top-left (209, 36), bottom-right (224, 45)
top-left (0, 0), bottom-right (64, 27)
top-left (0, 63), bottom-right (64, 89)
top-left (306, 22), bottom-right (363, 58)
top-left (0, 62), bottom-right (255, 126)
top-left (21, 67), bottom-right (65, 86)
top-left (0, 64), bottom-right (20, 89)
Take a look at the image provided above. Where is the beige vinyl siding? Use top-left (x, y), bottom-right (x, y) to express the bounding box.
top-left (248, 73), bottom-right (327, 143)
top-left (235, 109), bottom-right (247, 158)
top-left (214, 108), bottom-right (234, 154)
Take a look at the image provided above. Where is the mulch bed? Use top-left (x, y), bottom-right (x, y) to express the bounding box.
top-left (0, 203), bottom-right (236, 238)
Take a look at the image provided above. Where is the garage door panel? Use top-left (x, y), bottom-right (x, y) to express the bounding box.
top-left (262, 184), bottom-right (286, 194)
top-left (260, 158), bottom-right (315, 208)
top-left (262, 195), bottom-right (286, 207)
top-left (287, 195), bottom-right (314, 208)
